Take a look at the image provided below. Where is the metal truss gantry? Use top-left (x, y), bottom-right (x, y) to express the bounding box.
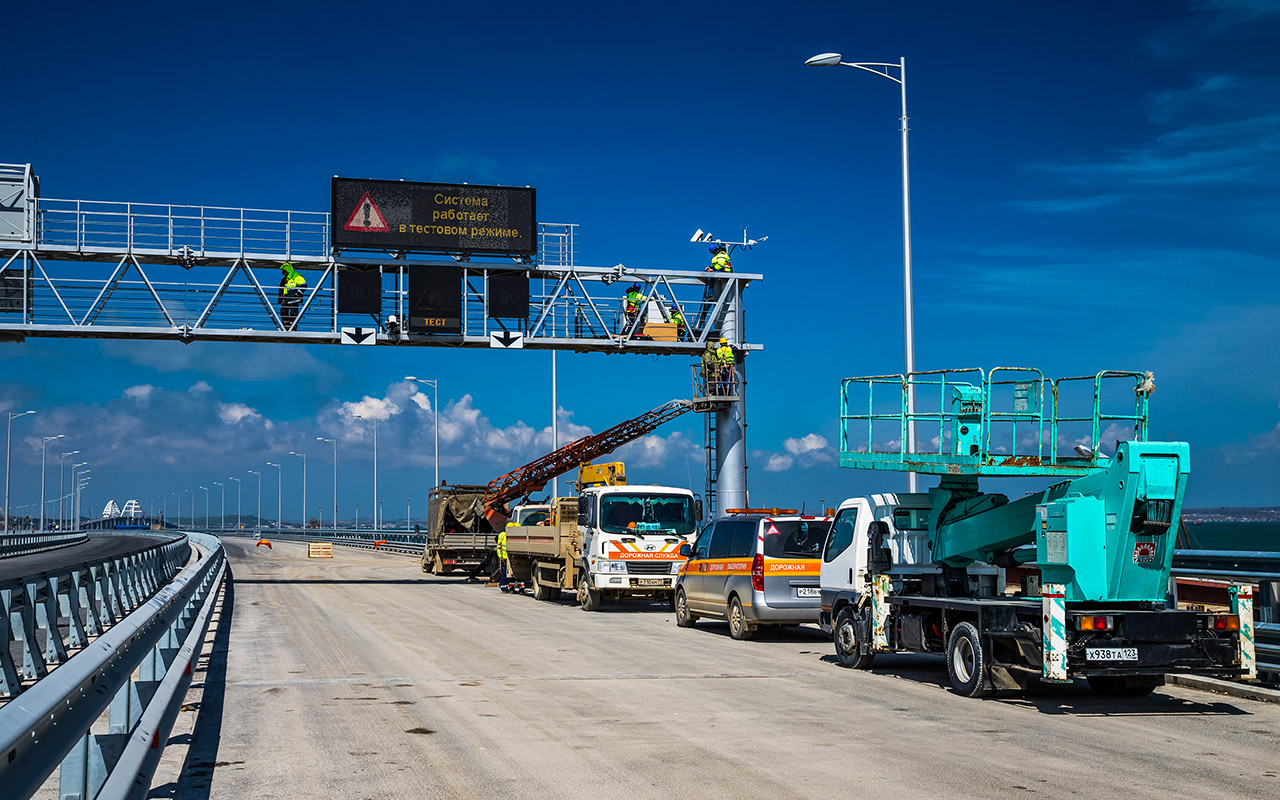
top-left (0, 162), bottom-right (756, 511)
top-left (0, 165), bottom-right (758, 356)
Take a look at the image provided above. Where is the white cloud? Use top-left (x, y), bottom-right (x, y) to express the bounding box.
top-left (189, 380), bottom-right (212, 393)
top-left (760, 432), bottom-right (836, 472)
top-left (341, 395), bottom-right (400, 421)
top-left (218, 402), bottom-right (262, 425)
top-left (124, 384), bottom-right (156, 402)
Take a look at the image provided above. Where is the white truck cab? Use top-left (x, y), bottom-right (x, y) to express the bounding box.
top-left (576, 483), bottom-right (700, 611)
top-left (819, 493), bottom-right (1004, 626)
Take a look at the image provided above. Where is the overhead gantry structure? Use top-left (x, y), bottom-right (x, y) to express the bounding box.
top-left (0, 162), bottom-right (758, 513)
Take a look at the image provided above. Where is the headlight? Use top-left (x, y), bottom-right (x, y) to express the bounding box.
top-left (598, 560), bottom-right (627, 573)
top-left (671, 561), bottom-right (683, 574)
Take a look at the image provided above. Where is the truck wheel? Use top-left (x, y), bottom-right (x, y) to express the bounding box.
top-left (946, 621), bottom-right (993, 698)
top-left (727, 596), bottom-right (755, 641)
top-left (833, 606), bottom-right (875, 669)
top-left (531, 566), bottom-right (562, 602)
top-left (578, 573), bottom-right (602, 612)
top-left (675, 589), bottom-right (698, 628)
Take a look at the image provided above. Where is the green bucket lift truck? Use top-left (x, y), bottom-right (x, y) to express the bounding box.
top-left (819, 368), bottom-right (1252, 697)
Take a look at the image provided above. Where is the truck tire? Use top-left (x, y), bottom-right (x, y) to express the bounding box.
top-left (531, 565), bottom-right (563, 602)
top-left (946, 621), bottom-right (993, 698)
top-left (1086, 675), bottom-right (1161, 697)
top-left (578, 572), bottom-right (602, 612)
top-left (833, 606), bottom-right (875, 669)
top-left (674, 588), bottom-right (698, 628)
top-left (727, 596), bottom-right (755, 641)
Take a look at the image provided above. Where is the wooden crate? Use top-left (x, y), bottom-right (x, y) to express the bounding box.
top-left (640, 322), bottom-right (678, 342)
top-left (308, 542), bottom-right (333, 558)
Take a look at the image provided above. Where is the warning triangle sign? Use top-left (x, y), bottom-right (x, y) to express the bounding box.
top-left (344, 191), bottom-right (390, 232)
top-left (766, 523), bottom-right (781, 535)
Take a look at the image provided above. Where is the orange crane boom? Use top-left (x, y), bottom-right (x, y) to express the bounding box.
top-left (482, 400), bottom-right (693, 514)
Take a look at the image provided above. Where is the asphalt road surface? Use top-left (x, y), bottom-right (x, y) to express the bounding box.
top-left (160, 539), bottom-right (1280, 800)
top-left (0, 533), bottom-right (176, 582)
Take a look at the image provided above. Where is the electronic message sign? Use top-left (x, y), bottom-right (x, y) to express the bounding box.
top-left (332, 178), bottom-right (536, 257)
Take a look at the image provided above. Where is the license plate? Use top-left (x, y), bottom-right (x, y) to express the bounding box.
top-left (1086, 647), bottom-right (1138, 661)
top-left (796, 587), bottom-right (821, 597)
top-left (637, 578), bottom-right (666, 587)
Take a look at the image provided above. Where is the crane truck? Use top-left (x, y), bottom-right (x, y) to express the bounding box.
top-left (425, 400), bottom-right (702, 609)
top-left (504, 461), bottom-right (701, 609)
top-left (820, 368), bottom-right (1250, 698)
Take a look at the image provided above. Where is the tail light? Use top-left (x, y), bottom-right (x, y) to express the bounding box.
top-left (1213, 615), bottom-right (1240, 632)
top-left (1076, 615), bottom-right (1113, 631)
top-left (751, 553), bottom-right (764, 592)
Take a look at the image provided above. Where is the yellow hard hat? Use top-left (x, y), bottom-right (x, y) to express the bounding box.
top-left (719, 337), bottom-right (727, 344)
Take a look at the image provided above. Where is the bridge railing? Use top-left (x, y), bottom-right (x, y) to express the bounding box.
top-left (219, 528), bottom-right (424, 556)
top-left (0, 530), bottom-right (88, 557)
top-left (0, 531), bottom-right (226, 800)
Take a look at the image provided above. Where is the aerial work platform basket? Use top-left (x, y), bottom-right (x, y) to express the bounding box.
top-left (839, 368), bottom-right (1155, 477)
top-left (690, 364), bottom-right (740, 411)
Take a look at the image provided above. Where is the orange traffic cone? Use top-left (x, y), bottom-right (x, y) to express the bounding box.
top-left (256, 539), bottom-right (272, 549)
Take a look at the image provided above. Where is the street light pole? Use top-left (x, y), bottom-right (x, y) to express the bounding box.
top-left (72, 462), bottom-right (88, 530)
top-left (354, 415), bottom-right (379, 531)
top-left (404, 377), bottom-right (440, 490)
top-left (289, 451), bottom-right (307, 528)
top-left (214, 481), bottom-right (225, 530)
top-left (805, 52), bottom-right (918, 492)
top-left (60, 450), bottom-right (79, 531)
top-left (39, 434), bottom-right (65, 532)
top-left (5, 410), bottom-right (36, 532)
top-left (230, 476), bottom-right (241, 531)
top-left (266, 462), bottom-right (281, 531)
top-left (248, 470), bottom-right (261, 531)
top-left (199, 486), bottom-right (209, 529)
top-left (185, 489), bottom-right (194, 528)
top-left (317, 437), bottom-right (336, 529)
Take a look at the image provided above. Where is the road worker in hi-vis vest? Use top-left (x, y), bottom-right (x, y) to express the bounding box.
top-left (707, 244), bottom-right (732, 272)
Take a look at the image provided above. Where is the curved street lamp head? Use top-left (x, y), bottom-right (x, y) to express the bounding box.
top-left (805, 52), bottom-right (843, 66)
top-left (404, 375), bottom-right (417, 382)
top-left (62, 450), bottom-right (79, 457)
top-left (44, 434), bottom-right (66, 443)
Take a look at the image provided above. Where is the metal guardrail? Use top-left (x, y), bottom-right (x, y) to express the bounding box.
top-left (1172, 549), bottom-right (1280, 583)
top-left (0, 533), bottom-right (188, 698)
top-left (1259, 623), bottom-right (1280, 676)
top-left (0, 530), bottom-right (88, 558)
top-left (218, 529), bottom-right (423, 557)
top-left (0, 531), bottom-right (226, 800)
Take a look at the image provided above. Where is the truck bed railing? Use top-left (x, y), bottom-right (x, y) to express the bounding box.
top-left (839, 368), bottom-right (1153, 477)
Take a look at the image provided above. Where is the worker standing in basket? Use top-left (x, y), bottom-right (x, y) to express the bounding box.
top-left (701, 341), bottom-right (719, 395)
top-left (715, 337), bottom-right (736, 395)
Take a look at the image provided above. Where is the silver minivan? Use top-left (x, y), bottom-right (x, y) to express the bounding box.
top-left (674, 511), bottom-right (831, 640)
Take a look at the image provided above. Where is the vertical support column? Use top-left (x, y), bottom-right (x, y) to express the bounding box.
top-left (714, 281), bottom-right (746, 513)
top-left (1230, 583), bottom-right (1256, 680)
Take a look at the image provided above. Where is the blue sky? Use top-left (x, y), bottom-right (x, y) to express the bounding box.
top-left (3, 0), bottom-right (1279, 524)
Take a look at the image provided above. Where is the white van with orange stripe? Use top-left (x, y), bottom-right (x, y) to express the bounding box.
top-left (674, 510), bottom-right (831, 640)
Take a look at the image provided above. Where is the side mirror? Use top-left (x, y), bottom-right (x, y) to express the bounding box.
top-left (694, 496), bottom-right (703, 521)
top-left (679, 542), bottom-right (692, 558)
top-left (577, 496), bottom-right (588, 527)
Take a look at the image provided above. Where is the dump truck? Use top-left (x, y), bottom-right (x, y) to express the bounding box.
top-left (503, 462), bottom-right (701, 609)
top-left (820, 368), bottom-right (1251, 697)
top-left (421, 484), bottom-right (500, 575)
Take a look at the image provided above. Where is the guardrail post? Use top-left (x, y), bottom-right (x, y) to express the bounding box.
top-left (0, 588), bottom-right (21, 694)
top-left (59, 730), bottom-right (125, 800)
top-left (41, 575), bottom-right (70, 665)
top-left (20, 581), bottom-right (50, 679)
top-left (65, 570), bottom-right (88, 649)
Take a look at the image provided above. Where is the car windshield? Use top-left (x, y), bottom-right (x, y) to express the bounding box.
top-left (598, 494), bottom-right (696, 536)
top-left (763, 520), bottom-right (831, 558)
top-left (517, 509), bottom-right (550, 525)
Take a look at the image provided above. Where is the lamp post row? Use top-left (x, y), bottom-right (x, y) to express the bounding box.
top-left (2, 377), bottom-right (441, 533)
